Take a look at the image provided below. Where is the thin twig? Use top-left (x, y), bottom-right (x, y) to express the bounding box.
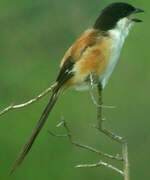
top-left (0, 83), bottom-right (57, 116)
top-left (0, 68), bottom-right (130, 179)
top-left (48, 131), bottom-right (67, 138)
top-left (48, 120), bottom-right (123, 161)
top-left (96, 82), bottom-right (125, 143)
top-left (76, 160), bottom-right (124, 176)
top-left (96, 82), bottom-right (130, 180)
top-left (97, 127), bottom-right (125, 144)
top-left (123, 142), bottom-right (130, 180)
top-left (97, 82), bottom-right (103, 129)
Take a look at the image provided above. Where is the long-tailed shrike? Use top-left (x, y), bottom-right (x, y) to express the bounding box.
top-left (10, 2), bottom-right (144, 175)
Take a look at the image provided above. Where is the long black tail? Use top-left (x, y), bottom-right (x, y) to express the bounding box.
top-left (9, 88), bottom-right (60, 175)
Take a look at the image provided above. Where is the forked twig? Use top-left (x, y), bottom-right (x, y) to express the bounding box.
top-left (76, 160), bottom-right (124, 176)
top-left (48, 119), bottom-right (125, 176)
top-left (0, 73), bottom-right (130, 179)
top-left (96, 82), bottom-right (130, 180)
top-left (48, 119), bottom-right (123, 161)
top-left (48, 81), bottom-right (130, 180)
top-left (123, 142), bottom-right (130, 180)
top-left (0, 83), bottom-right (57, 116)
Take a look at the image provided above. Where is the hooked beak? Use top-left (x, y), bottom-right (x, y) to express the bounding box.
top-left (130, 8), bottom-right (144, 22)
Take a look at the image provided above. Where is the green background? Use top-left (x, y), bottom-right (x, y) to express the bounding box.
top-left (0, 0), bottom-right (149, 179)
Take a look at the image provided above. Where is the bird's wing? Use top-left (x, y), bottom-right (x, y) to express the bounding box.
top-left (56, 29), bottom-right (101, 88)
top-left (60, 29), bottom-right (101, 66)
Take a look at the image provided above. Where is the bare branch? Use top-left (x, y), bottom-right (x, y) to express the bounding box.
top-left (123, 142), bottom-right (130, 180)
top-left (96, 82), bottom-right (130, 180)
top-left (48, 131), bottom-right (67, 138)
top-left (2, 72), bottom-right (130, 180)
top-left (0, 83), bottom-right (57, 116)
top-left (76, 160), bottom-right (124, 176)
top-left (96, 127), bottom-right (125, 144)
top-left (48, 120), bottom-right (123, 161)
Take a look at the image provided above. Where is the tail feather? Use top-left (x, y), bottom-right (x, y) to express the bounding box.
top-left (9, 88), bottom-right (60, 175)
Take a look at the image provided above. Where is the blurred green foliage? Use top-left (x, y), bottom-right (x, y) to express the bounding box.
top-left (0, 0), bottom-right (149, 179)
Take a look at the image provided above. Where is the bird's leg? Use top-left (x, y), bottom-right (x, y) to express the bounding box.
top-left (97, 82), bottom-right (130, 180)
top-left (89, 73), bottom-right (95, 88)
top-left (89, 73), bottom-right (100, 106)
top-left (89, 73), bottom-right (115, 109)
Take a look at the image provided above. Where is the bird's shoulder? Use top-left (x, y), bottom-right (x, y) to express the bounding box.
top-left (60, 28), bottom-right (102, 67)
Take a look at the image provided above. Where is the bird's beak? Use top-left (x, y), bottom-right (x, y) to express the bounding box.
top-left (130, 8), bottom-right (144, 22)
top-left (134, 8), bottom-right (144, 14)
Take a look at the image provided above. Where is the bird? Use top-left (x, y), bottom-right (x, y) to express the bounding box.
top-left (9, 2), bottom-right (144, 175)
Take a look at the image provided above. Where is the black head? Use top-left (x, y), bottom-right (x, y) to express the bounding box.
top-left (94, 2), bottom-right (144, 31)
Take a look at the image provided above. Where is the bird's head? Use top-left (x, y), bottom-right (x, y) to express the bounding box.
top-left (94, 2), bottom-right (144, 31)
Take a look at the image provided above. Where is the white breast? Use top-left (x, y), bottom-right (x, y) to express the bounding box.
top-left (101, 18), bottom-right (133, 88)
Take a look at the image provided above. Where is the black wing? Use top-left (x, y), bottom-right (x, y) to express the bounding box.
top-left (56, 56), bottom-right (75, 89)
